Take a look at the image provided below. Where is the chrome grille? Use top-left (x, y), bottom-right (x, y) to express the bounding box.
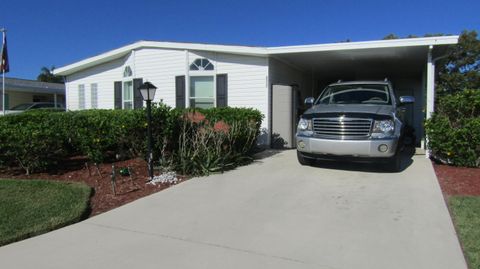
top-left (312, 117), bottom-right (372, 139)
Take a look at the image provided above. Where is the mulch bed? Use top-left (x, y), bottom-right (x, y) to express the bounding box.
top-left (433, 162), bottom-right (480, 196)
top-left (0, 158), bottom-right (186, 217)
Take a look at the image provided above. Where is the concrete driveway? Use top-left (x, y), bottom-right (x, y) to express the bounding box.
top-left (0, 150), bottom-right (467, 269)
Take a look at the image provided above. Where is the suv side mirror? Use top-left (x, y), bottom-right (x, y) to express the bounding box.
top-left (304, 97), bottom-right (315, 106)
top-left (399, 96), bottom-right (415, 105)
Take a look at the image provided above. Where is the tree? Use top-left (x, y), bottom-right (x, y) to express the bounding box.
top-left (37, 66), bottom-right (64, 83)
top-left (382, 33), bottom-right (399, 40)
top-left (436, 30), bottom-right (480, 94)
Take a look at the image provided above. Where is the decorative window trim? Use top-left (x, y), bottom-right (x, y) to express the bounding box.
top-left (190, 58), bottom-right (214, 71)
top-left (123, 66), bottom-right (133, 77)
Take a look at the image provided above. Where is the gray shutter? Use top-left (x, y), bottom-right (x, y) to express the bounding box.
top-left (175, 76), bottom-right (185, 109)
top-left (114, 81), bottom-right (122, 109)
top-left (216, 74), bottom-right (228, 107)
top-left (133, 78), bottom-right (143, 109)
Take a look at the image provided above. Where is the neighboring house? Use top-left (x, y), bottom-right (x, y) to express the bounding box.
top-left (54, 36), bottom-right (458, 147)
top-left (0, 77), bottom-right (65, 110)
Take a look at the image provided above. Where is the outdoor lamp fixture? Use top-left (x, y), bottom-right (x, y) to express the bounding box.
top-left (138, 81), bottom-right (157, 181)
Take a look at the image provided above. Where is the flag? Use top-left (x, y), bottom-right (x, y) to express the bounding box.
top-left (1, 33), bottom-right (9, 73)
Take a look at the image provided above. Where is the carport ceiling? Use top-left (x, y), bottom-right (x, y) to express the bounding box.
top-left (273, 46), bottom-right (435, 78)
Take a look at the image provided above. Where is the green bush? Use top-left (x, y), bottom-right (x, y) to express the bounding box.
top-left (0, 105), bottom-right (263, 175)
top-left (0, 111), bottom-right (69, 174)
top-left (425, 90), bottom-right (480, 167)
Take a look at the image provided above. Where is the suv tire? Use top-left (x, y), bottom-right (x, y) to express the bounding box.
top-left (387, 153), bottom-right (402, 172)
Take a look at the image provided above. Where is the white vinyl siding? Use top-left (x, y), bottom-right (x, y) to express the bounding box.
top-left (66, 57), bottom-right (129, 110)
top-left (90, 83), bottom-right (98, 108)
top-left (211, 52), bottom-right (269, 134)
top-left (78, 84), bottom-right (85, 109)
top-left (64, 48), bottom-right (269, 143)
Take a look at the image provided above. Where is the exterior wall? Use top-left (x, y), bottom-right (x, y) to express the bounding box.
top-left (133, 48), bottom-right (186, 106)
top-left (65, 48), bottom-right (270, 143)
top-left (66, 57), bottom-right (128, 110)
top-left (268, 57), bottom-right (312, 145)
top-left (188, 51), bottom-right (269, 130)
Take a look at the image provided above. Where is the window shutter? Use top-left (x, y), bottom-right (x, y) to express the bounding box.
top-left (216, 74), bottom-right (228, 107)
top-left (90, 83), bottom-right (98, 109)
top-left (78, 84), bottom-right (85, 109)
top-left (175, 75), bottom-right (186, 109)
top-left (133, 78), bottom-right (143, 109)
top-left (114, 81), bottom-right (122, 109)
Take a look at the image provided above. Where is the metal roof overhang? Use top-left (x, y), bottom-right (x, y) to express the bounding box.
top-left (5, 84), bottom-right (65, 95)
top-left (268, 37), bottom-right (458, 78)
top-left (54, 36), bottom-right (459, 77)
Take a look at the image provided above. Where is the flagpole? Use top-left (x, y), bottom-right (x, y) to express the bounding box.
top-left (1, 28), bottom-right (5, 116)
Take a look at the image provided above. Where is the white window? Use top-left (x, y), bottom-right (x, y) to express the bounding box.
top-left (90, 83), bottom-right (98, 108)
top-left (78, 84), bottom-right (85, 109)
top-left (190, 76), bottom-right (214, 109)
top-left (123, 81), bottom-right (133, 109)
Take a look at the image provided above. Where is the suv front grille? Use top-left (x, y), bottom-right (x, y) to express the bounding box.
top-left (312, 117), bottom-right (372, 139)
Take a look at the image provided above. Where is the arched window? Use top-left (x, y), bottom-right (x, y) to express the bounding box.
top-left (123, 66), bottom-right (132, 77)
top-left (190, 58), bottom-right (214, 71)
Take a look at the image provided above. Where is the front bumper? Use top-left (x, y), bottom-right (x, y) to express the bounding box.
top-left (296, 135), bottom-right (398, 158)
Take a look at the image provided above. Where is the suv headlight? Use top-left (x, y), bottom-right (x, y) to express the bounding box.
top-left (371, 119), bottom-right (395, 138)
top-left (297, 118), bottom-right (312, 131)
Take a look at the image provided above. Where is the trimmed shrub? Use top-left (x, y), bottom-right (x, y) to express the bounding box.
top-left (0, 110), bottom-right (69, 174)
top-left (0, 104), bottom-right (263, 175)
top-left (425, 90), bottom-right (480, 167)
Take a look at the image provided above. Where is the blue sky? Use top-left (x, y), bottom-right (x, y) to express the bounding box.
top-left (2, 0), bottom-right (479, 79)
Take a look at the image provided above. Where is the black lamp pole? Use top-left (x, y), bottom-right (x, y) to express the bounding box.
top-left (138, 81), bottom-right (157, 181)
top-left (146, 97), bottom-right (153, 180)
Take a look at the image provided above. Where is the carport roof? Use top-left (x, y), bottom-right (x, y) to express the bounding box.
top-left (54, 36), bottom-right (458, 76)
top-left (5, 77), bottom-right (65, 95)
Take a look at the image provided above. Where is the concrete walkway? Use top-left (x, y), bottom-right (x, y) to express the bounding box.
top-left (0, 150), bottom-right (467, 269)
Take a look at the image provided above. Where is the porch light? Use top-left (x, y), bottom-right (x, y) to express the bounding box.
top-left (138, 81), bottom-right (157, 101)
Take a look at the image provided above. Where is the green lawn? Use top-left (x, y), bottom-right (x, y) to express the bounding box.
top-left (0, 179), bottom-right (91, 246)
top-left (449, 196), bottom-right (480, 269)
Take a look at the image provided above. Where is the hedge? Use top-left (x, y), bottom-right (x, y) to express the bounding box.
top-left (0, 104), bottom-right (263, 175)
top-left (425, 90), bottom-right (480, 167)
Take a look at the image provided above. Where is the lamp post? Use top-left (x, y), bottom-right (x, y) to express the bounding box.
top-left (138, 81), bottom-right (157, 181)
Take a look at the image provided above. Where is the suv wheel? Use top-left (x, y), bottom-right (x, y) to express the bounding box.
top-left (297, 151), bottom-right (313, 166)
top-left (387, 153), bottom-right (401, 172)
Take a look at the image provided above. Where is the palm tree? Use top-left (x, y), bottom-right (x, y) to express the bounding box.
top-left (37, 66), bottom-right (63, 83)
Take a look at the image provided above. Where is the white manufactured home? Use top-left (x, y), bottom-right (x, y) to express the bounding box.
top-left (54, 36), bottom-right (458, 147)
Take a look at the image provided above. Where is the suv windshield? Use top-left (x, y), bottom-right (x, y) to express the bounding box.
top-left (317, 84), bottom-right (391, 105)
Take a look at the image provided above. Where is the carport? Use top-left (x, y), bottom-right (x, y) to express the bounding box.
top-left (268, 36), bottom-right (458, 148)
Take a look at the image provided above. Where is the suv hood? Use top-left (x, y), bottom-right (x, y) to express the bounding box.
top-left (304, 104), bottom-right (394, 118)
